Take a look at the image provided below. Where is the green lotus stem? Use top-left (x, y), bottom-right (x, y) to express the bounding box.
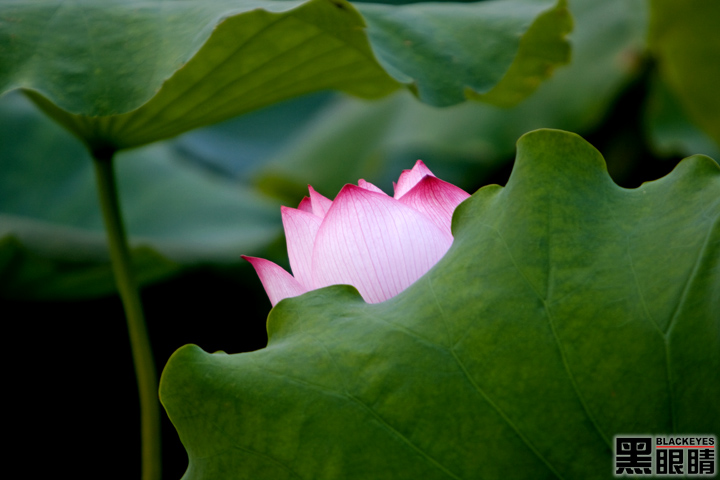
top-left (92, 150), bottom-right (161, 480)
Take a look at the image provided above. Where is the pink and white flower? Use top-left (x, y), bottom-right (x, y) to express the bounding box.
top-left (243, 161), bottom-right (470, 305)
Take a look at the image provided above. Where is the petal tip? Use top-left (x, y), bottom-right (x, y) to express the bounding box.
top-left (297, 196), bottom-right (313, 212)
top-left (358, 179), bottom-right (387, 195)
top-left (242, 256), bottom-right (306, 307)
top-left (395, 160), bottom-right (435, 199)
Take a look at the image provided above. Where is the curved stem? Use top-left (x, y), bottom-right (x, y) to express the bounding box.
top-left (93, 150), bottom-right (161, 480)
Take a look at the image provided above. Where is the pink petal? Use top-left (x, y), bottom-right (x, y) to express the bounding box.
top-left (281, 206), bottom-right (322, 290)
top-left (242, 256), bottom-right (307, 307)
top-left (308, 186), bottom-right (333, 218)
top-left (297, 196), bottom-right (313, 213)
top-left (394, 160), bottom-right (435, 199)
top-left (358, 179), bottom-right (387, 195)
top-left (311, 184), bottom-right (453, 303)
top-left (398, 176), bottom-right (470, 236)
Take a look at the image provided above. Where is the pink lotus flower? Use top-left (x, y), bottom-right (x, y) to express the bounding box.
top-left (243, 161), bottom-right (470, 305)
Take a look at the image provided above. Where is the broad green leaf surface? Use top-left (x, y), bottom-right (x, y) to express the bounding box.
top-left (357, 0), bottom-right (571, 107)
top-left (161, 130), bottom-right (720, 479)
top-left (649, 0), bottom-right (720, 147)
top-left (0, 0), bottom-right (569, 150)
top-left (255, 0), bottom-right (647, 198)
top-left (467, 0), bottom-right (571, 107)
top-left (0, 92), bottom-right (281, 299)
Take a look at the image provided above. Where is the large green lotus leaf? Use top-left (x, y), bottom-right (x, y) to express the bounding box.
top-left (255, 0), bottom-right (647, 198)
top-left (0, 0), bottom-right (569, 150)
top-left (0, 92), bottom-right (281, 299)
top-left (648, 0), bottom-right (720, 147)
top-left (160, 129), bottom-right (720, 479)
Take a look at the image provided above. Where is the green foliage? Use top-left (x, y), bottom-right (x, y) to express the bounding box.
top-left (0, 92), bottom-right (281, 299)
top-left (644, 74), bottom-right (720, 160)
top-left (160, 130), bottom-right (720, 479)
top-left (3, 0), bottom-right (718, 302)
top-left (2, 0), bottom-right (718, 477)
top-left (649, 0), bottom-right (720, 148)
top-left (467, 0), bottom-right (572, 106)
top-left (256, 0), bottom-right (649, 198)
top-left (0, 236), bottom-right (179, 300)
top-left (358, 0), bottom-right (571, 107)
top-left (0, 0), bottom-right (570, 150)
